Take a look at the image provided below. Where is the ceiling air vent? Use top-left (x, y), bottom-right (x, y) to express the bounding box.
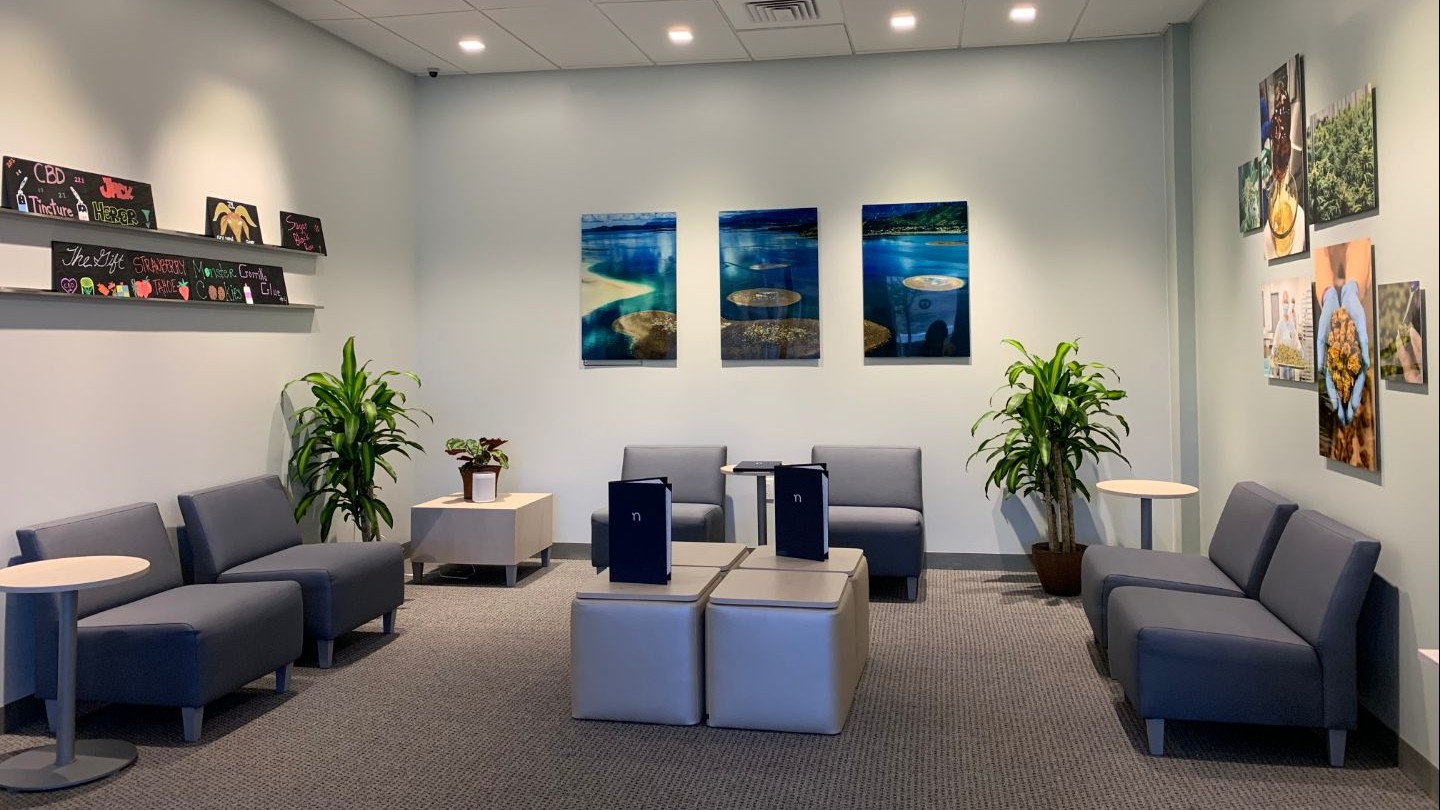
top-left (716, 0), bottom-right (843, 30)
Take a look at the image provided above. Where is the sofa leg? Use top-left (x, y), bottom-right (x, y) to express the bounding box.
top-left (382, 609), bottom-right (396, 634)
top-left (1328, 729), bottom-right (1347, 768)
top-left (411, 562), bottom-right (424, 583)
top-left (595, 566), bottom-right (604, 574)
top-left (905, 576), bottom-right (919, 602)
top-left (275, 663), bottom-right (291, 694)
top-left (182, 706), bottom-right (204, 742)
top-left (1146, 718), bottom-right (1165, 756)
top-left (317, 639), bottom-right (335, 669)
top-left (44, 699), bottom-right (58, 734)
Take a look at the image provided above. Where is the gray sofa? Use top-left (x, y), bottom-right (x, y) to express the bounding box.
top-left (17, 502), bottom-right (302, 742)
top-left (811, 445), bottom-right (924, 601)
top-left (1081, 481), bottom-right (1297, 647)
top-left (591, 445), bottom-right (727, 571)
top-left (1107, 510), bottom-right (1381, 767)
top-left (178, 475), bottom-right (404, 669)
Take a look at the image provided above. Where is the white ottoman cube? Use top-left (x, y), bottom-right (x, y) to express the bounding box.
top-left (739, 546), bottom-right (869, 668)
top-left (571, 567), bottom-right (723, 726)
top-left (706, 569), bottom-right (860, 734)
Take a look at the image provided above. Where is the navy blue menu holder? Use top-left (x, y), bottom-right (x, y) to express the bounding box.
top-left (773, 463), bottom-right (829, 561)
top-left (607, 477), bottom-right (672, 584)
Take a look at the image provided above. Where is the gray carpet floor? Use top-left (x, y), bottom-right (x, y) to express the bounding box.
top-left (1, 563), bottom-right (1433, 809)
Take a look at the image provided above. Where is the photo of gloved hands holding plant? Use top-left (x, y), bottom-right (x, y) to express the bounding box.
top-left (1314, 238), bottom-right (1378, 472)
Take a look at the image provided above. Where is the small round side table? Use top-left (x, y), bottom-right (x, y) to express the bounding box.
top-left (1097, 480), bottom-right (1198, 551)
top-left (0, 555), bottom-right (150, 792)
top-left (722, 465), bottom-right (780, 546)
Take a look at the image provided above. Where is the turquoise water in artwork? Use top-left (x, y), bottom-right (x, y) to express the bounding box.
top-left (581, 213), bottom-right (677, 362)
top-left (861, 202), bottom-right (970, 358)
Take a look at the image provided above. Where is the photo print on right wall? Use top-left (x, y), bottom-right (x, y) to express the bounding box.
top-left (1261, 276), bottom-right (1314, 383)
top-left (718, 207), bottom-right (821, 361)
top-left (1259, 55), bottom-right (1308, 260)
top-left (580, 212), bottom-right (678, 364)
top-left (860, 201), bottom-right (970, 360)
top-left (1239, 158), bottom-right (1263, 233)
top-left (1314, 237), bottom-right (1378, 472)
top-left (1377, 280), bottom-right (1426, 384)
top-left (1308, 84), bottom-right (1378, 225)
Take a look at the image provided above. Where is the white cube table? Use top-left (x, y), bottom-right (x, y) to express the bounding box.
top-left (571, 566), bottom-right (724, 726)
top-left (706, 569), bottom-right (860, 735)
top-left (672, 541), bottom-right (750, 570)
top-left (739, 546), bottom-right (869, 668)
top-left (410, 493), bottom-right (554, 587)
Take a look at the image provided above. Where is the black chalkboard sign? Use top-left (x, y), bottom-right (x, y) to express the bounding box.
top-left (206, 197), bottom-right (264, 244)
top-left (279, 211), bottom-right (327, 255)
top-left (52, 241), bottom-right (288, 305)
top-left (3, 155), bottom-right (158, 229)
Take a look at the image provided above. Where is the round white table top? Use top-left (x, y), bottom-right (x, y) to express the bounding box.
top-left (1097, 479), bottom-right (1199, 499)
top-left (0, 556), bottom-right (151, 594)
top-left (721, 464), bottom-right (783, 476)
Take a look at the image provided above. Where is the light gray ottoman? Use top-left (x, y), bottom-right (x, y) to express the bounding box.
top-left (571, 566), bottom-right (723, 726)
top-left (673, 541), bottom-right (750, 570)
top-left (706, 569), bottom-right (860, 735)
top-left (739, 546), bottom-right (870, 668)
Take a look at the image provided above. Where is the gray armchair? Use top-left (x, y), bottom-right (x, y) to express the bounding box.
top-left (1107, 510), bottom-right (1381, 766)
top-left (1081, 481), bottom-right (1298, 646)
top-left (811, 445), bottom-right (924, 601)
top-left (178, 475), bottom-right (404, 668)
top-left (591, 445), bottom-right (727, 571)
top-left (17, 503), bottom-right (302, 742)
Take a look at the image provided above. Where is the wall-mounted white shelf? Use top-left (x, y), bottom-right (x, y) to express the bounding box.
top-left (0, 207), bottom-right (323, 259)
top-left (0, 287), bottom-right (320, 310)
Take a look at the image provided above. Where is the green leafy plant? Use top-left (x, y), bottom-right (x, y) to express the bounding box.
top-left (969, 339), bottom-right (1130, 553)
top-left (445, 438), bottom-right (510, 472)
top-left (287, 337), bottom-right (429, 541)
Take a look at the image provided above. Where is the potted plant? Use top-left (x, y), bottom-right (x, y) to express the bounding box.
top-left (445, 438), bottom-right (510, 502)
top-left (969, 339), bottom-right (1129, 595)
top-left (286, 337), bottom-right (430, 541)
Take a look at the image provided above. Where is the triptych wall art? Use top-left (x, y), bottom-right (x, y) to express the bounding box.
top-left (578, 202), bottom-right (970, 366)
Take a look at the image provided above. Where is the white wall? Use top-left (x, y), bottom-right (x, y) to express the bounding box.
top-left (0, 0), bottom-right (418, 703)
top-left (413, 40), bottom-right (1179, 556)
top-left (1189, 0), bottom-right (1438, 770)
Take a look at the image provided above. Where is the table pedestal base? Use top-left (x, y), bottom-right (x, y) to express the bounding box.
top-left (0, 739), bottom-right (138, 792)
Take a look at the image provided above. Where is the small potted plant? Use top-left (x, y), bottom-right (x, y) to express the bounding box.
top-left (969, 339), bottom-right (1129, 596)
top-left (445, 438), bottom-right (510, 502)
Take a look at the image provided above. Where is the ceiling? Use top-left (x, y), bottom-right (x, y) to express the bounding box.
top-left (268, 0), bottom-right (1206, 76)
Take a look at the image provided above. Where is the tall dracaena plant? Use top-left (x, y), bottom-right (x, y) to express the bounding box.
top-left (969, 339), bottom-right (1130, 553)
top-left (286, 337), bottom-right (430, 542)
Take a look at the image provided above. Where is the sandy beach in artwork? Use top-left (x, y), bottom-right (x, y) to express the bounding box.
top-left (581, 264), bottom-right (653, 314)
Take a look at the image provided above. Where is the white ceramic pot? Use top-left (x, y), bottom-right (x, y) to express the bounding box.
top-left (471, 471), bottom-right (498, 503)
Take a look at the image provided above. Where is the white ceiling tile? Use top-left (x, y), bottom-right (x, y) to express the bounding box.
top-left (378, 11), bottom-right (556, 72)
top-left (465, 0), bottom-right (593, 7)
top-left (1071, 0), bottom-right (1206, 40)
top-left (961, 0), bottom-right (1087, 48)
top-left (313, 18), bottom-right (461, 73)
top-left (739, 24), bottom-right (853, 59)
top-left (597, 0), bottom-right (750, 64)
top-left (840, 0), bottom-right (963, 54)
top-left (267, 0), bottom-right (361, 20)
top-left (483, 5), bottom-right (650, 68)
top-left (341, 0), bottom-right (473, 16)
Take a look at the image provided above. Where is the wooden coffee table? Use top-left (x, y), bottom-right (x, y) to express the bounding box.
top-left (409, 493), bottom-right (554, 587)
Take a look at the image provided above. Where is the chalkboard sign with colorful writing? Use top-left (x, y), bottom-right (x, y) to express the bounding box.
top-left (279, 211), bottom-right (327, 255)
top-left (51, 241), bottom-right (288, 305)
top-left (206, 197), bottom-right (264, 244)
top-left (3, 156), bottom-right (158, 229)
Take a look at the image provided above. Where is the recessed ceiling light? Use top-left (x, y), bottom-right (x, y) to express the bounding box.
top-left (890, 13), bottom-right (916, 30)
top-left (458, 38), bottom-right (485, 53)
top-left (668, 27), bottom-right (693, 44)
top-left (1009, 4), bottom-right (1037, 23)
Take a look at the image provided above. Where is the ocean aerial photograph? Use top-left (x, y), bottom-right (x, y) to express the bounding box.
top-left (580, 212), bottom-right (678, 362)
top-left (861, 201), bottom-right (970, 359)
top-left (718, 207), bottom-right (820, 360)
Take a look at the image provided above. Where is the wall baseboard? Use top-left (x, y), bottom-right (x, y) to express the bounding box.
top-left (1359, 706), bottom-right (1439, 800)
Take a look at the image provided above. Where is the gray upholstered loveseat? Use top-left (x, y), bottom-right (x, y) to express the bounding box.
top-left (812, 446), bottom-right (924, 601)
top-left (178, 475), bottom-right (404, 668)
top-left (18, 502), bottom-right (302, 742)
